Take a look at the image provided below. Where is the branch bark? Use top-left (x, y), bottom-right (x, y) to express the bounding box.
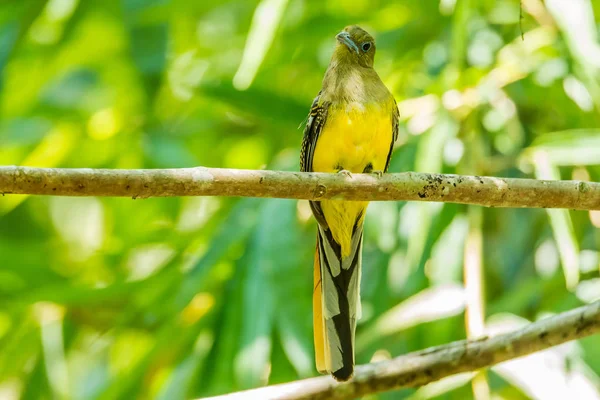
top-left (0, 166), bottom-right (599, 210)
top-left (202, 300), bottom-right (600, 400)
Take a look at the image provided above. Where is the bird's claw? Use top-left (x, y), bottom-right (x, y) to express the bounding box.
top-left (337, 169), bottom-right (353, 178)
top-left (372, 170), bottom-right (384, 178)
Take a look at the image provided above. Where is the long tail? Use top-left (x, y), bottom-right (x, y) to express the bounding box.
top-left (313, 224), bottom-right (363, 381)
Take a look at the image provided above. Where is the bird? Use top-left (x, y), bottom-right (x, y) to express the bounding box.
top-left (300, 25), bottom-right (399, 381)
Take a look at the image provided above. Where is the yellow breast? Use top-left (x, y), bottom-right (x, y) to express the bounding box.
top-left (312, 100), bottom-right (394, 257)
top-left (312, 101), bottom-right (393, 174)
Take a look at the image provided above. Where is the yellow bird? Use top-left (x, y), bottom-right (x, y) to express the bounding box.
top-left (300, 26), bottom-right (399, 381)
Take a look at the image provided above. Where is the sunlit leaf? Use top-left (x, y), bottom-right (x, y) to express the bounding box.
top-left (487, 313), bottom-right (600, 400)
top-left (523, 129), bottom-right (600, 166)
top-left (357, 283), bottom-right (465, 351)
top-left (534, 151), bottom-right (580, 290)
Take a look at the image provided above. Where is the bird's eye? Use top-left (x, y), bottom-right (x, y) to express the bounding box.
top-left (362, 42), bottom-right (371, 52)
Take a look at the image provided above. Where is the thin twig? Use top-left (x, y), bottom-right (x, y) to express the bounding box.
top-left (201, 300), bottom-right (600, 400)
top-left (0, 166), bottom-right (598, 210)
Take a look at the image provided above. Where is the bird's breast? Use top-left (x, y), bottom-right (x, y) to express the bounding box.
top-left (312, 100), bottom-right (393, 174)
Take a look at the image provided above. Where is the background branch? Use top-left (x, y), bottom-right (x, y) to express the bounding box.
top-left (203, 300), bottom-right (600, 400)
top-left (0, 166), bottom-right (599, 210)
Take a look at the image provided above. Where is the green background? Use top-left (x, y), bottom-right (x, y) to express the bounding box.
top-left (1, 0), bottom-right (600, 399)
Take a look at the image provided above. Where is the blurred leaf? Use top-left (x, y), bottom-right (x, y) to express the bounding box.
top-left (404, 114), bottom-right (460, 292)
top-left (357, 283), bottom-right (465, 351)
top-left (0, 0), bottom-right (48, 82)
top-left (410, 372), bottom-right (476, 400)
top-left (122, 0), bottom-right (169, 99)
top-left (545, 0), bottom-right (600, 70)
top-left (234, 224), bottom-right (276, 389)
top-left (0, 123), bottom-right (77, 214)
top-left (40, 69), bottom-right (99, 110)
top-left (198, 81), bottom-right (307, 125)
top-left (0, 117), bottom-right (53, 147)
top-left (144, 134), bottom-right (198, 168)
top-left (157, 331), bottom-right (214, 400)
top-left (534, 152), bottom-right (580, 290)
top-left (428, 214), bottom-right (469, 285)
top-left (487, 313), bottom-right (600, 400)
top-left (235, 197), bottom-right (309, 387)
top-left (524, 129), bottom-right (600, 166)
top-left (175, 199), bottom-right (261, 311)
top-left (233, 0), bottom-right (289, 90)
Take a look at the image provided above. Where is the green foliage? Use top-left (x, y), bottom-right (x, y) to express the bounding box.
top-left (1, 0), bottom-right (599, 398)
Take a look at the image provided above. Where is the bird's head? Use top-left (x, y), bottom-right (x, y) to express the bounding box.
top-left (333, 25), bottom-right (376, 68)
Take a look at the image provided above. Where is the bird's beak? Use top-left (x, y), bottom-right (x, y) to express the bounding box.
top-left (336, 31), bottom-right (359, 54)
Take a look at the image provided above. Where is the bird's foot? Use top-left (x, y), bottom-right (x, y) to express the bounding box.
top-left (337, 169), bottom-right (353, 178)
top-left (371, 170), bottom-right (384, 178)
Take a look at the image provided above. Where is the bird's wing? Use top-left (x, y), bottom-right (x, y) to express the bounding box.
top-left (301, 92), bottom-right (328, 173)
top-left (301, 92), bottom-right (329, 228)
top-left (384, 98), bottom-right (400, 172)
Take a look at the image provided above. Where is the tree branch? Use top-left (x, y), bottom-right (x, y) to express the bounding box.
top-left (0, 166), bottom-right (598, 209)
top-left (202, 300), bottom-right (600, 400)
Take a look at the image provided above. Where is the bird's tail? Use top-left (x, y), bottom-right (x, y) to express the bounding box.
top-left (313, 224), bottom-right (363, 382)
